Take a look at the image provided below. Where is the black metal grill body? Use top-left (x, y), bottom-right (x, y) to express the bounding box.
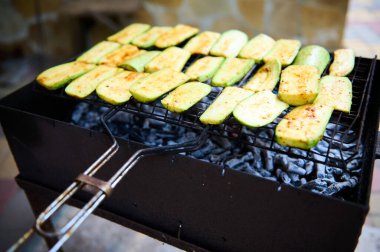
top-left (0, 57), bottom-right (379, 252)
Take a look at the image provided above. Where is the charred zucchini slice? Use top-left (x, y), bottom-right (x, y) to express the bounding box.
top-left (293, 45), bottom-right (330, 75)
top-left (77, 41), bottom-right (121, 64)
top-left (211, 58), bottom-right (254, 87)
top-left (184, 31), bottom-right (221, 55)
top-left (233, 91), bottom-right (289, 127)
top-left (200, 87), bottom-right (253, 124)
top-left (278, 65), bottom-right (320, 106)
top-left (108, 23), bottom-right (151, 44)
top-left (243, 59), bottom-right (281, 92)
top-left (185, 56), bottom-right (225, 82)
top-left (131, 26), bottom-right (172, 48)
top-left (65, 65), bottom-right (121, 99)
top-left (329, 49), bottom-right (355, 77)
top-left (129, 68), bottom-right (190, 103)
top-left (144, 47), bottom-right (191, 73)
top-left (275, 104), bottom-right (334, 149)
top-left (99, 44), bottom-right (141, 66)
top-left (119, 51), bottom-right (160, 72)
top-left (314, 76), bottom-right (352, 113)
top-left (37, 62), bottom-right (95, 90)
top-left (155, 24), bottom-right (199, 48)
top-left (161, 82), bottom-right (211, 113)
top-left (96, 71), bottom-right (148, 105)
top-left (210, 29), bottom-right (248, 58)
top-left (238, 34), bottom-right (275, 63)
top-left (263, 39), bottom-right (301, 67)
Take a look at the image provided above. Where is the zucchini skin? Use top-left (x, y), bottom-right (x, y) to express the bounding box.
top-left (293, 45), bottom-right (330, 75)
top-left (211, 58), bottom-right (255, 87)
top-left (185, 56), bottom-right (225, 82)
top-left (108, 23), bottom-right (151, 44)
top-left (77, 41), bottom-right (121, 64)
top-left (144, 47), bottom-right (191, 73)
top-left (329, 49), bottom-right (355, 77)
top-left (210, 29), bottom-right (248, 58)
top-left (131, 26), bottom-right (172, 48)
top-left (238, 33), bottom-right (275, 63)
top-left (155, 24), bottom-right (199, 48)
top-left (119, 51), bottom-right (160, 72)
top-left (161, 82), bottom-right (211, 113)
top-left (243, 59), bottom-right (281, 92)
top-left (263, 39), bottom-right (301, 67)
top-left (184, 31), bottom-right (221, 55)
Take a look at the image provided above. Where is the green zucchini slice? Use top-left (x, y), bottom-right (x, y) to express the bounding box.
top-left (131, 26), bottom-right (172, 48)
top-left (211, 58), bottom-right (254, 87)
top-left (185, 56), bottom-right (225, 82)
top-left (96, 71), bottom-right (148, 105)
top-left (144, 47), bottom-right (191, 73)
top-left (184, 31), bottom-right (221, 55)
top-left (129, 68), bottom-right (190, 103)
top-left (161, 82), bottom-right (211, 113)
top-left (313, 76), bottom-right (352, 113)
top-left (200, 87), bottom-right (253, 124)
top-left (119, 51), bottom-right (160, 72)
top-left (293, 45), bottom-right (330, 75)
top-left (36, 62), bottom-right (95, 90)
top-left (99, 44), bottom-right (141, 66)
top-left (155, 24), bottom-right (199, 48)
top-left (77, 41), bottom-right (121, 64)
top-left (238, 33), bottom-right (275, 63)
top-left (263, 39), bottom-right (301, 67)
top-left (65, 65), bottom-right (121, 99)
top-left (210, 29), bottom-right (248, 58)
top-left (329, 49), bottom-right (355, 77)
top-left (233, 90), bottom-right (289, 127)
top-left (275, 104), bottom-right (334, 149)
top-left (108, 23), bottom-right (151, 44)
top-left (243, 59), bottom-right (281, 92)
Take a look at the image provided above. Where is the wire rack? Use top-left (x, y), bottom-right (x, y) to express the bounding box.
top-left (33, 54), bottom-right (377, 169)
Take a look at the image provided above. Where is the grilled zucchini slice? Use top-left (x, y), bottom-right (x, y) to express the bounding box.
top-left (278, 65), bottom-right (320, 106)
top-left (275, 104), bottom-right (334, 149)
top-left (65, 65), bottom-right (121, 99)
top-left (329, 49), bottom-right (355, 77)
top-left (161, 82), bottom-right (211, 113)
top-left (184, 31), bottom-right (221, 55)
top-left (96, 71), bottom-right (148, 105)
top-left (243, 59), bottom-right (281, 92)
top-left (238, 34), bottom-right (275, 63)
top-left (99, 44), bottom-right (141, 66)
top-left (314, 76), bottom-right (352, 113)
top-left (119, 51), bottom-right (160, 72)
top-left (210, 29), bottom-right (248, 58)
top-left (263, 39), bottom-right (301, 67)
top-left (293, 45), bottom-right (330, 75)
top-left (211, 58), bottom-right (254, 87)
top-left (131, 26), bottom-right (172, 48)
top-left (155, 24), bottom-right (199, 48)
top-left (200, 87), bottom-right (253, 124)
top-left (185, 56), bottom-right (225, 82)
top-left (108, 23), bottom-right (151, 44)
top-left (37, 62), bottom-right (95, 90)
top-left (144, 47), bottom-right (191, 73)
top-left (77, 41), bottom-right (121, 64)
top-left (129, 68), bottom-right (190, 103)
top-left (233, 91), bottom-right (289, 127)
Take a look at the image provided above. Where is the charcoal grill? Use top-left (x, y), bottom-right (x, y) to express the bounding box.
top-left (0, 51), bottom-right (379, 251)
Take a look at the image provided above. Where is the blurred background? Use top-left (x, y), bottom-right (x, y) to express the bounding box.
top-left (0, 0), bottom-right (379, 251)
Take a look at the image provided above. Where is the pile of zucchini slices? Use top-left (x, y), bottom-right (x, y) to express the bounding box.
top-left (37, 23), bottom-right (355, 150)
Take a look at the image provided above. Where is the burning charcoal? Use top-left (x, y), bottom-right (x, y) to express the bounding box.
top-left (346, 159), bottom-right (360, 171)
top-left (321, 174), bottom-right (336, 184)
top-left (226, 158), bottom-right (244, 169)
top-left (300, 178), bottom-right (307, 185)
top-left (263, 151), bottom-right (274, 172)
top-left (322, 177), bottom-right (358, 196)
top-left (213, 136), bottom-right (232, 149)
top-left (280, 172), bottom-right (291, 184)
top-left (244, 167), bottom-right (262, 177)
top-left (192, 150), bottom-right (206, 159)
top-left (264, 176), bottom-right (277, 182)
top-left (275, 168), bottom-right (282, 178)
top-left (234, 162), bottom-right (251, 172)
top-left (286, 163), bottom-right (306, 176)
top-left (340, 172), bottom-right (351, 181)
top-left (301, 179), bottom-right (328, 191)
top-left (314, 140), bottom-right (329, 154)
top-left (274, 155), bottom-right (288, 168)
top-left (305, 162), bottom-right (314, 175)
top-left (316, 164), bottom-right (326, 178)
top-left (288, 173), bottom-right (300, 182)
top-left (259, 169), bottom-right (272, 177)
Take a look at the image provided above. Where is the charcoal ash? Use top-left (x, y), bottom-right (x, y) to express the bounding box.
top-left (71, 103), bottom-right (364, 201)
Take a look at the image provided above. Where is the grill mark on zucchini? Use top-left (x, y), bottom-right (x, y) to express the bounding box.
top-left (144, 47), bottom-right (191, 73)
top-left (155, 24), bottom-right (199, 48)
top-left (99, 44), bottom-right (141, 66)
top-left (243, 59), bottom-right (281, 92)
top-left (263, 39), bottom-right (301, 67)
top-left (108, 23), bottom-right (151, 44)
top-left (184, 31), bottom-right (221, 55)
top-left (185, 56), bottom-right (225, 82)
top-left (211, 58), bottom-right (255, 87)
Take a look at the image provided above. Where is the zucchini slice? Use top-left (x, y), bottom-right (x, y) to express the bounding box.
top-left (210, 29), bottom-right (248, 58)
top-left (200, 87), bottom-right (253, 124)
top-left (184, 31), bottom-right (221, 55)
top-left (161, 82), bottom-right (211, 113)
top-left (77, 41), bottom-right (121, 64)
top-left (329, 49), bottom-right (355, 77)
top-left (119, 51), bottom-right (160, 72)
top-left (129, 68), bottom-right (190, 103)
top-left (314, 76), bottom-right (352, 113)
top-left (211, 58), bottom-right (254, 87)
top-left (185, 56), bottom-right (225, 82)
top-left (293, 45), bottom-right (330, 75)
top-left (278, 65), bottom-right (320, 106)
top-left (131, 26), bottom-right (172, 48)
top-left (263, 39), bottom-right (301, 67)
top-left (107, 23), bottom-right (151, 44)
top-left (37, 62), bottom-right (95, 90)
top-left (233, 91), bottom-right (289, 127)
top-left (96, 71), bottom-right (148, 105)
top-left (65, 65), bottom-right (121, 99)
top-left (155, 24), bottom-right (199, 48)
top-left (144, 47), bottom-right (191, 73)
top-left (238, 34), bottom-right (275, 63)
top-left (275, 104), bottom-right (334, 149)
top-left (243, 59), bottom-right (281, 92)
top-left (99, 44), bottom-right (141, 66)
